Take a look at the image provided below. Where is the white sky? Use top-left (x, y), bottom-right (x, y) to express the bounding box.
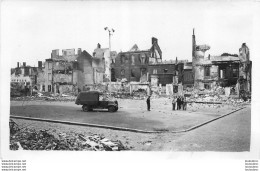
top-left (1, 1), bottom-right (258, 68)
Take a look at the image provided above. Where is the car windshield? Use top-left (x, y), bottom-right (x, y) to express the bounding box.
top-left (99, 94), bottom-right (115, 101)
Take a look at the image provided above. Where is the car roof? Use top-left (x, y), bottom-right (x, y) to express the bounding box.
top-left (80, 91), bottom-right (100, 95)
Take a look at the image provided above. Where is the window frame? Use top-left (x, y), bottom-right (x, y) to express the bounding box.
top-left (121, 55), bottom-right (125, 64)
top-left (204, 66), bottom-right (210, 77)
top-left (232, 68), bottom-right (239, 78)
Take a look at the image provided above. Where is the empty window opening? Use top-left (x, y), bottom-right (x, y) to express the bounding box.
top-left (204, 66), bottom-right (210, 76)
top-left (204, 84), bottom-right (210, 89)
top-left (232, 68), bottom-right (239, 77)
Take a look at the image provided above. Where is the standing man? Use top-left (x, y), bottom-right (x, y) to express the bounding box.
top-left (146, 96), bottom-right (151, 111)
top-left (180, 96), bottom-right (184, 110)
top-left (178, 96), bottom-right (182, 110)
top-left (172, 96), bottom-right (176, 110)
top-left (183, 97), bottom-right (187, 110)
top-left (176, 96), bottom-right (180, 110)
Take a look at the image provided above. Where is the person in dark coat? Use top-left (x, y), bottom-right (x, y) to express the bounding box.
top-left (183, 97), bottom-right (187, 110)
top-left (172, 96), bottom-right (176, 110)
top-left (180, 96), bottom-right (184, 110)
top-left (176, 96), bottom-right (181, 110)
top-left (146, 96), bottom-right (151, 111)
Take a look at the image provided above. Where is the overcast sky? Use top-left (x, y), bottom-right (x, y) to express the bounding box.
top-left (1, 1), bottom-right (258, 68)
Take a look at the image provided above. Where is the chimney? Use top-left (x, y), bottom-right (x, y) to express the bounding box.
top-left (152, 37), bottom-right (158, 45)
top-left (17, 62), bottom-right (20, 68)
top-left (38, 61), bottom-right (42, 69)
top-left (97, 43), bottom-right (101, 49)
top-left (78, 48), bottom-right (82, 55)
top-left (23, 62), bottom-right (26, 67)
top-left (51, 49), bottom-right (59, 59)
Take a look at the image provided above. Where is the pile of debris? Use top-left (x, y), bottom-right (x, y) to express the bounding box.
top-left (10, 119), bottom-right (132, 151)
top-left (132, 89), bottom-right (147, 100)
top-left (183, 86), bottom-right (250, 106)
top-left (186, 94), bottom-right (250, 107)
top-left (11, 92), bottom-right (77, 102)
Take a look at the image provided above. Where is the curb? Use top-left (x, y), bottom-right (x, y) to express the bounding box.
top-left (10, 115), bottom-right (160, 134)
top-left (10, 107), bottom-right (245, 134)
top-left (170, 107), bottom-right (245, 133)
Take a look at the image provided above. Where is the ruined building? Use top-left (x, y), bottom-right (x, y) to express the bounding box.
top-left (111, 37), bottom-right (163, 82)
top-left (41, 48), bottom-right (105, 94)
top-left (192, 29), bottom-right (252, 93)
top-left (11, 62), bottom-right (43, 96)
top-left (93, 43), bottom-right (117, 82)
top-left (111, 37), bottom-right (191, 89)
top-left (238, 43), bottom-right (252, 93)
top-left (11, 62), bottom-right (42, 88)
top-left (181, 62), bottom-right (194, 88)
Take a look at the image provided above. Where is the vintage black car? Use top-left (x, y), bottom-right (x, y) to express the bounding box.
top-left (75, 91), bottom-right (118, 112)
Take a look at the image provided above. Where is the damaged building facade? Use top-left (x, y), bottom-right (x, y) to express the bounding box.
top-left (41, 48), bottom-right (105, 94)
top-left (111, 37), bottom-right (192, 87)
top-left (192, 29), bottom-right (252, 96)
top-left (111, 37), bottom-right (163, 82)
top-left (11, 62), bottom-right (43, 96)
top-left (93, 43), bottom-right (117, 82)
top-left (11, 62), bottom-right (42, 88)
top-left (110, 37), bottom-right (194, 96)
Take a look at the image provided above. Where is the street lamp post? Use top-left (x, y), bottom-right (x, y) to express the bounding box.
top-left (104, 27), bottom-right (115, 96)
top-left (104, 27), bottom-right (115, 82)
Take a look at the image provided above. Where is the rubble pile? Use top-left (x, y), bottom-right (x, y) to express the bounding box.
top-left (186, 93), bottom-right (249, 107)
top-left (182, 85), bottom-right (250, 106)
top-left (132, 89), bottom-right (147, 100)
top-left (10, 120), bottom-right (131, 151)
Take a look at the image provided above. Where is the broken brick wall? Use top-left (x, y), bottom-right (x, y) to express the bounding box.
top-left (93, 69), bottom-right (104, 84)
top-left (92, 57), bottom-right (105, 84)
top-left (183, 70), bottom-right (193, 86)
top-left (76, 51), bottom-right (94, 88)
top-left (36, 70), bottom-right (45, 91)
top-left (62, 49), bottom-right (78, 62)
top-left (112, 51), bottom-right (150, 82)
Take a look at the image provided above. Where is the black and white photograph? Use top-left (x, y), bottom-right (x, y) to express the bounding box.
top-left (1, 0), bottom-right (260, 171)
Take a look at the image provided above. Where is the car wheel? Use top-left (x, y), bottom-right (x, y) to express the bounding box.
top-left (108, 106), bottom-right (116, 112)
top-left (82, 105), bottom-right (90, 112)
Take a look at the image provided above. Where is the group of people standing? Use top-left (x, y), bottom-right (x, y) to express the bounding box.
top-left (172, 96), bottom-right (187, 110)
top-left (146, 95), bottom-right (187, 111)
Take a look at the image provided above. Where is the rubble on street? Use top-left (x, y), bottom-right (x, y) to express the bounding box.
top-left (9, 119), bottom-right (132, 151)
top-left (182, 86), bottom-right (251, 106)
